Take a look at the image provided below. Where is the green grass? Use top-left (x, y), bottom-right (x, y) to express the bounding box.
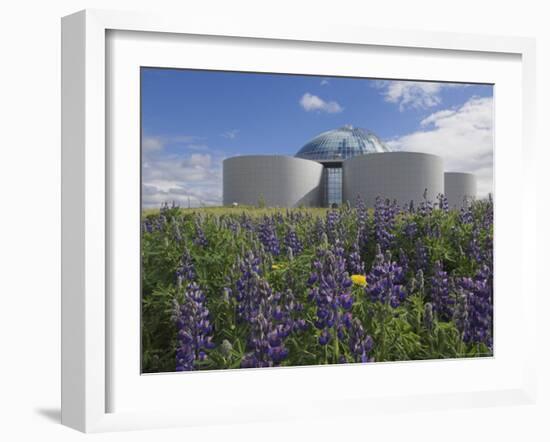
top-left (142, 205), bottom-right (332, 218)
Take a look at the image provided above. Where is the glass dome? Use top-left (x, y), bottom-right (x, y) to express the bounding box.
top-left (295, 125), bottom-right (390, 162)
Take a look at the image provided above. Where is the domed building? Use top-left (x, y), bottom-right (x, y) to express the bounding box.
top-left (222, 125), bottom-right (476, 208)
top-left (295, 125), bottom-right (390, 206)
top-left (295, 125), bottom-right (390, 162)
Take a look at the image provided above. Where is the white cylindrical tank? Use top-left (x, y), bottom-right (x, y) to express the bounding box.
top-left (342, 152), bottom-right (444, 208)
top-left (223, 155), bottom-right (323, 207)
top-left (444, 172), bottom-right (477, 208)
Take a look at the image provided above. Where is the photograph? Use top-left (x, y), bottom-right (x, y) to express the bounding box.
top-left (0, 0), bottom-right (543, 438)
top-left (140, 68), bottom-right (494, 373)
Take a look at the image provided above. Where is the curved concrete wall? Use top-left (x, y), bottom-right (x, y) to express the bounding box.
top-left (342, 152), bottom-right (444, 208)
top-left (223, 155), bottom-right (323, 207)
top-left (444, 172), bottom-right (477, 208)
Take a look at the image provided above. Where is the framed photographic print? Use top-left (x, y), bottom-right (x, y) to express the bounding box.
top-left (140, 67), bottom-right (494, 375)
top-left (61, 9), bottom-right (537, 432)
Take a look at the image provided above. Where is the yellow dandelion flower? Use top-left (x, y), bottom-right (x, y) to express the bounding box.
top-left (351, 274), bottom-right (367, 287)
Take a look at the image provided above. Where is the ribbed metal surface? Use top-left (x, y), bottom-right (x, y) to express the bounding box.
top-left (223, 155), bottom-right (323, 207)
top-left (444, 172), bottom-right (477, 208)
top-left (343, 152), bottom-right (444, 208)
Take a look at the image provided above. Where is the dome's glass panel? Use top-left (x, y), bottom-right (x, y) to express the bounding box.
top-left (295, 125), bottom-right (390, 161)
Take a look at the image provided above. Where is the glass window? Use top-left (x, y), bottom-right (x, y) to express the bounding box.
top-left (324, 167), bottom-right (342, 207)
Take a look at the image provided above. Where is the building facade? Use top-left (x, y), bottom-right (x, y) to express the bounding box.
top-left (222, 126), bottom-right (477, 208)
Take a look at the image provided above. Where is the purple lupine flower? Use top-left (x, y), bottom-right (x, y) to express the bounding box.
top-left (430, 260), bottom-right (454, 321)
top-left (294, 318), bottom-right (309, 332)
top-left (326, 210), bottom-right (342, 244)
top-left (142, 218), bottom-right (154, 234)
top-left (374, 197), bottom-right (397, 251)
top-left (234, 250), bottom-right (263, 323)
top-left (455, 265), bottom-right (493, 348)
top-left (437, 193), bottom-right (449, 212)
top-left (280, 287), bottom-right (302, 316)
top-left (193, 220), bottom-right (208, 247)
top-left (467, 226), bottom-right (484, 264)
top-left (414, 238), bottom-right (429, 273)
top-left (258, 217), bottom-right (280, 256)
top-left (307, 272), bottom-right (318, 286)
top-left (347, 235), bottom-right (365, 275)
top-left (226, 218), bottom-right (240, 235)
top-left (239, 213), bottom-right (254, 231)
top-left (240, 278), bottom-right (291, 368)
top-left (365, 245), bottom-right (407, 308)
top-left (465, 198), bottom-right (493, 272)
top-left (155, 214), bottom-right (167, 231)
top-left (308, 243), bottom-right (354, 346)
top-left (404, 219), bottom-right (418, 240)
top-left (470, 215), bottom-right (493, 269)
top-left (459, 204), bottom-right (474, 225)
top-left (342, 311), bottom-right (353, 329)
top-left (176, 247), bottom-right (196, 289)
top-left (234, 251), bottom-right (296, 367)
top-left (284, 226), bottom-right (303, 256)
top-left (234, 251), bottom-right (298, 363)
top-left (398, 248), bottom-right (409, 274)
top-left (173, 282), bottom-right (214, 371)
top-left (348, 318), bottom-right (374, 363)
top-left (318, 330), bottom-right (331, 345)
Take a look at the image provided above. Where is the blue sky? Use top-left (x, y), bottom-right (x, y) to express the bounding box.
top-left (141, 68), bottom-right (493, 208)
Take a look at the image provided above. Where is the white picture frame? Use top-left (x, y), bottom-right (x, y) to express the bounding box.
top-left (61, 9), bottom-right (537, 433)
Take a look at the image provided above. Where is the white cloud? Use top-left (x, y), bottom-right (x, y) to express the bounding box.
top-left (386, 96), bottom-right (494, 198)
top-left (181, 153), bottom-right (212, 168)
top-left (420, 109), bottom-right (456, 126)
top-left (140, 132), bottom-right (232, 208)
top-left (142, 136), bottom-right (164, 151)
top-left (221, 129), bottom-right (240, 139)
top-left (374, 80), bottom-right (465, 112)
top-left (142, 143), bottom-right (224, 208)
top-left (299, 92), bottom-right (343, 113)
top-left (320, 79), bottom-right (330, 86)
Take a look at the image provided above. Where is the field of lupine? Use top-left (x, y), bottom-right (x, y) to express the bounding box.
top-left (141, 194), bottom-right (493, 373)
